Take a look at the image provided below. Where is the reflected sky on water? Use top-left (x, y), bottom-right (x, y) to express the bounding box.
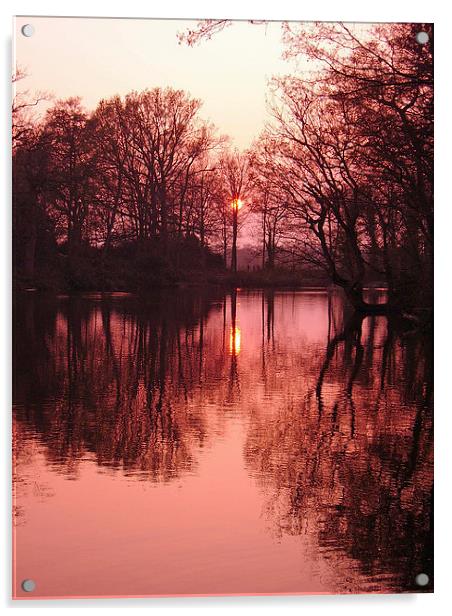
top-left (13, 289), bottom-right (433, 598)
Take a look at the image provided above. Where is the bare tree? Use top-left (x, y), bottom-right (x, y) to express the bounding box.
top-left (249, 140), bottom-right (291, 269)
top-left (42, 98), bottom-right (98, 262)
top-left (220, 151), bottom-right (249, 272)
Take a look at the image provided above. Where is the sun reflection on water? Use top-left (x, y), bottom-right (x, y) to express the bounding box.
top-left (229, 326), bottom-right (241, 354)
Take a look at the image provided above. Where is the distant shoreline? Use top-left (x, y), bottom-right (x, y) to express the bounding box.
top-left (14, 279), bottom-right (389, 295)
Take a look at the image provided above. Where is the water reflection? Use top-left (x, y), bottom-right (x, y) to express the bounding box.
top-left (14, 291), bottom-right (219, 481)
top-left (13, 289), bottom-right (433, 597)
top-left (229, 327), bottom-right (241, 355)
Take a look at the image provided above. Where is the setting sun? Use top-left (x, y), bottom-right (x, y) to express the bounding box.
top-left (232, 198), bottom-right (243, 210)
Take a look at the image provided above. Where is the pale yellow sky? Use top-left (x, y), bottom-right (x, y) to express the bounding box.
top-left (14, 16), bottom-right (292, 149)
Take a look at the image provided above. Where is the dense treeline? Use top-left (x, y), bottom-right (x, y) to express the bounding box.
top-left (13, 87), bottom-right (237, 290)
top-left (13, 22), bottom-right (433, 314)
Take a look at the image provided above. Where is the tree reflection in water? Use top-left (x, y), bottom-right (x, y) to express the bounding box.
top-left (13, 289), bottom-right (433, 593)
top-left (245, 292), bottom-right (433, 593)
top-left (13, 291), bottom-right (226, 481)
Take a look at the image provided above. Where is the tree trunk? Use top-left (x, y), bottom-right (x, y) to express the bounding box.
top-left (231, 206), bottom-right (238, 273)
top-left (23, 201), bottom-right (38, 281)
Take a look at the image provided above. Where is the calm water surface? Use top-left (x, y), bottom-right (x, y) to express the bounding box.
top-left (13, 289), bottom-right (433, 597)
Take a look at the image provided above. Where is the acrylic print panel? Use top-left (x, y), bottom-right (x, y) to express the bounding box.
top-left (12, 16), bottom-right (433, 599)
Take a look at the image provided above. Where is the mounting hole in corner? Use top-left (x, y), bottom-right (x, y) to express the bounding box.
top-left (415, 31), bottom-right (429, 45)
top-left (21, 24), bottom-right (35, 38)
top-left (415, 573), bottom-right (429, 587)
top-left (21, 579), bottom-right (36, 592)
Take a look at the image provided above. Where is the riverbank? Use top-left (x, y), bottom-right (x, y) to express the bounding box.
top-left (13, 268), bottom-right (336, 294)
top-left (13, 241), bottom-right (333, 292)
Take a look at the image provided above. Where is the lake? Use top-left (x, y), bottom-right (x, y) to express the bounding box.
top-left (12, 288), bottom-right (433, 597)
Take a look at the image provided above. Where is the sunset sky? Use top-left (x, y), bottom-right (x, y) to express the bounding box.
top-left (14, 16), bottom-right (293, 149)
